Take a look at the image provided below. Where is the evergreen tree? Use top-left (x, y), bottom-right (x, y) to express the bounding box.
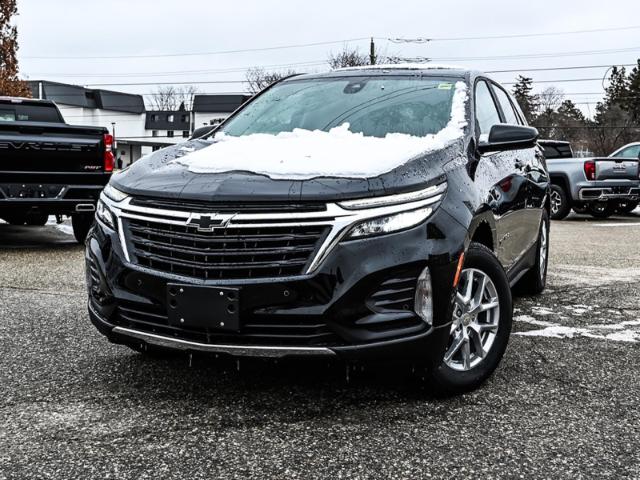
top-left (511, 76), bottom-right (538, 123)
top-left (590, 66), bottom-right (637, 155)
top-left (0, 0), bottom-right (30, 97)
top-left (625, 60), bottom-right (640, 122)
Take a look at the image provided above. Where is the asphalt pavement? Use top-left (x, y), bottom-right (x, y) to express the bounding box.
top-left (1, 213), bottom-right (639, 479)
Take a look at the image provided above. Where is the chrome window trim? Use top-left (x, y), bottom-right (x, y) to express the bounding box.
top-left (101, 181), bottom-right (446, 277)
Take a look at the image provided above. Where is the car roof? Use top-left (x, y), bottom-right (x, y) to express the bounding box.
top-left (288, 64), bottom-right (476, 82)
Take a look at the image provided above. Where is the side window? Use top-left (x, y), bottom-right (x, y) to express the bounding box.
top-left (475, 81), bottom-right (501, 136)
top-left (612, 145), bottom-right (640, 158)
top-left (493, 86), bottom-right (520, 125)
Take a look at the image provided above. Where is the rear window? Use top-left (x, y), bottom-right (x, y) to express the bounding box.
top-left (0, 103), bottom-right (63, 123)
top-left (542, 143), bottom-right (573, 160)
top-left (612, 145), bottom-right (640, 158)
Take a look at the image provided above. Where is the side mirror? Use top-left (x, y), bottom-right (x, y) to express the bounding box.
top-left (478, 124), bottom-right (539, 153)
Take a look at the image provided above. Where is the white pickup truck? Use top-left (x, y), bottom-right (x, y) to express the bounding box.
top-left (541, 140), bottom-right (640, 219)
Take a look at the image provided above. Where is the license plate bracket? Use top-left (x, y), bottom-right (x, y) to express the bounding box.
top-left (167, 284), bottom-right (240, 332)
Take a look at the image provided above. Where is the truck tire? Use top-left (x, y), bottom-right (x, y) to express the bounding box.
top-left (72, 213), bottom-right (94, 244)
top-left (616, 201), bottom-right (639, 215)
top-left (588, 202), bottom-right (615, 219)
top-left (550, 185), bottom-right (570, 220)
top-left (572, 203), bottom-right (588, 214)
top-left (25, 212), bottom-right (49, 226)
top-left (1, 212), bottom-right (27, 225)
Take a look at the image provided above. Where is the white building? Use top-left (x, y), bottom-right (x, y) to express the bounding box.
top-left (28, 81), bottom-right (250, 166)
top-left (192, 94), bottom-right (250, 129)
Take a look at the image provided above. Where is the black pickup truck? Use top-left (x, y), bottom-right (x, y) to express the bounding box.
top-left (0, 97), bottom-right (113, 242)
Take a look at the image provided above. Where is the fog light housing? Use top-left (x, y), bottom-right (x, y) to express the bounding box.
top-left (414, 267), bottom-right (433, 326)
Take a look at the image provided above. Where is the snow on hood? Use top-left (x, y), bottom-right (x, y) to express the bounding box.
top-left (173, 81), bottom-right (468, 180)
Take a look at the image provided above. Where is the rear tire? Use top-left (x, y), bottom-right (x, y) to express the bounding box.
top-left (517, 211), bottom-right (549, 295)
top-left (25, 212), bottom-right (49, 226)
top-left (588, 202), bottom-right (615, 219)
top-left (2, 212), bottom-right (27, 225)
top-left (572, 203), bottom-right (588, 214)
top-left (616, 201), bottom-right (639, 215)
top-left (423, 243), bottom-right (512, 396)
top-left (550, 185), bottom-right (570, 220)
top-left (72, 213), bottom-right (94, 244)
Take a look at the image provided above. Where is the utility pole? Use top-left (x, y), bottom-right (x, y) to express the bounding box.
top-left (369, 37), bottom-right (376, 65)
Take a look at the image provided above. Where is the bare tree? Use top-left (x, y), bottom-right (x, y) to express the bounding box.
top-left (537, 86), bottom-right (564, 114)
top-left (327, 48), bottom-right (370, 69)
top-left (245, 67), bottom-right (296, 94)
top-left (147, 85), bottom-right (200, 110)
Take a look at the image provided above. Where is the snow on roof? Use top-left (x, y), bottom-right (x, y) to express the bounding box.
top-left (335, 63), bottom-right (469, 72)
top-left (173, 81), bottom-right (468, 181)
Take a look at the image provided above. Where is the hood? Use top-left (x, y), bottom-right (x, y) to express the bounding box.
top-left (111, 138), bottom-right (464, 203)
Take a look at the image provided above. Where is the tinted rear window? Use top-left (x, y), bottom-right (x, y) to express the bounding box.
top-left (0, 103), bottom-right (62, 123)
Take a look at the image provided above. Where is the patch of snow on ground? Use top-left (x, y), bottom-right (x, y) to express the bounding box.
top-left (174, 82), bottom-right (468, 180)
top-left (515, 314), bottom-right (640, 343)
top-left (46, 216), bottom-right (73, 235)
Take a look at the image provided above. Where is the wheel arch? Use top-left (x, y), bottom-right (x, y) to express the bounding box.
top-left (466, 212), bottom-right (497, 253)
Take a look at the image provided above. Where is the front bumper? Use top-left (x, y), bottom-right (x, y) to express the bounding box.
top-left (85, 205), bottom-right (465, 362)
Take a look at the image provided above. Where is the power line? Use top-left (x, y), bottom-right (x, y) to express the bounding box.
top-left (432, 46), bottom-right (640, 62)
top-left (22, 38), bottom-right (370, 60)
top-left (487, 63), bottom-right (639, 74)
top-left (390, 24), bottom-right (640, 43)
top-left (26, 61), bottom-right (328, 79)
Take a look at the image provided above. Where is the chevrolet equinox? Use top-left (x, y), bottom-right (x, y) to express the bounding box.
top-left (86, 66), bottom-right (550, 394)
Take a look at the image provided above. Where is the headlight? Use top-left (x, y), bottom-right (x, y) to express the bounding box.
top-left (338, 183), bottom-right (446, 210)
top-left (96, 199), bottom-right (115, 229)
top-left (103, 184), bottom-right (128, 203)
top-left (346, 206), bottom-right (433, 239)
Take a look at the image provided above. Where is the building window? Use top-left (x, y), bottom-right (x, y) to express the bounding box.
top-left (182, 131), bottom-right (190, 138)
top-left (152, 130), bottom-right (158, 137)
top-left (167, 114), bottom-right (174, 122)
top-left (167, 130), bottom-right (174, 138)
top-left (151, 114), bottom-right (159, 122)
top-left (181, 114), bottom-right (189, 123)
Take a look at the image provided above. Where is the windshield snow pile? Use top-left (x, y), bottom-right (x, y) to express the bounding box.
top-left (174, 81), bottom-right (468, 180)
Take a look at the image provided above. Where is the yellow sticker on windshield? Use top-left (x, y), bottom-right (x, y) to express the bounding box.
top-left (438, 83), bottom-right (453, 90)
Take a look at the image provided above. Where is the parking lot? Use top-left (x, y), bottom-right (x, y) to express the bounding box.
top-left (1, 213), bottom-right (639, 479)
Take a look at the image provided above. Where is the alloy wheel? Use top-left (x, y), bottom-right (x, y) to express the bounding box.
top-left (550, 191), bottom-right (562, 215)
top-left (445, 268), bottom-right (500, 371)
top-left (539, 221), bottom-right (548, 280)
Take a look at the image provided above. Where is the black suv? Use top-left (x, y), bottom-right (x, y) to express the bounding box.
top-left (86, 67), bottom-right (550, 394)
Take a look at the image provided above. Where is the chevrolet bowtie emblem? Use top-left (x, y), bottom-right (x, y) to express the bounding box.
top-left (186, 213), bottom-right (235, 232)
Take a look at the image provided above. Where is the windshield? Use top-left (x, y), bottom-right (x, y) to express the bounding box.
top-left (221, 76), bottom-right (460, 138)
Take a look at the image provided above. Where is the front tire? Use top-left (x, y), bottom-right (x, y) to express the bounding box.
top-left (550, 185), bottom-right (570, 220)
top-left (72, 213), bottom-right (94, 244)
top-left (424, 243), bottom-right (513, 396)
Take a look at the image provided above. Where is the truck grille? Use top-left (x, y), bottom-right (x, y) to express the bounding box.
top-left (123, 217), bottom-right (331, 280)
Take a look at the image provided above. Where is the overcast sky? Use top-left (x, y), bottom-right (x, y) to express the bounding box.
top-left (14, 0), bottom-right (640, 117)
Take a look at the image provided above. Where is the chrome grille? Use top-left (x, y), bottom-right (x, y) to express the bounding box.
top-left (123, 217), bottom-right (330, 280)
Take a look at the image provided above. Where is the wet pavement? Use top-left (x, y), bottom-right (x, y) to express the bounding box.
top-left (1, 213), bottom-right (639, 479)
